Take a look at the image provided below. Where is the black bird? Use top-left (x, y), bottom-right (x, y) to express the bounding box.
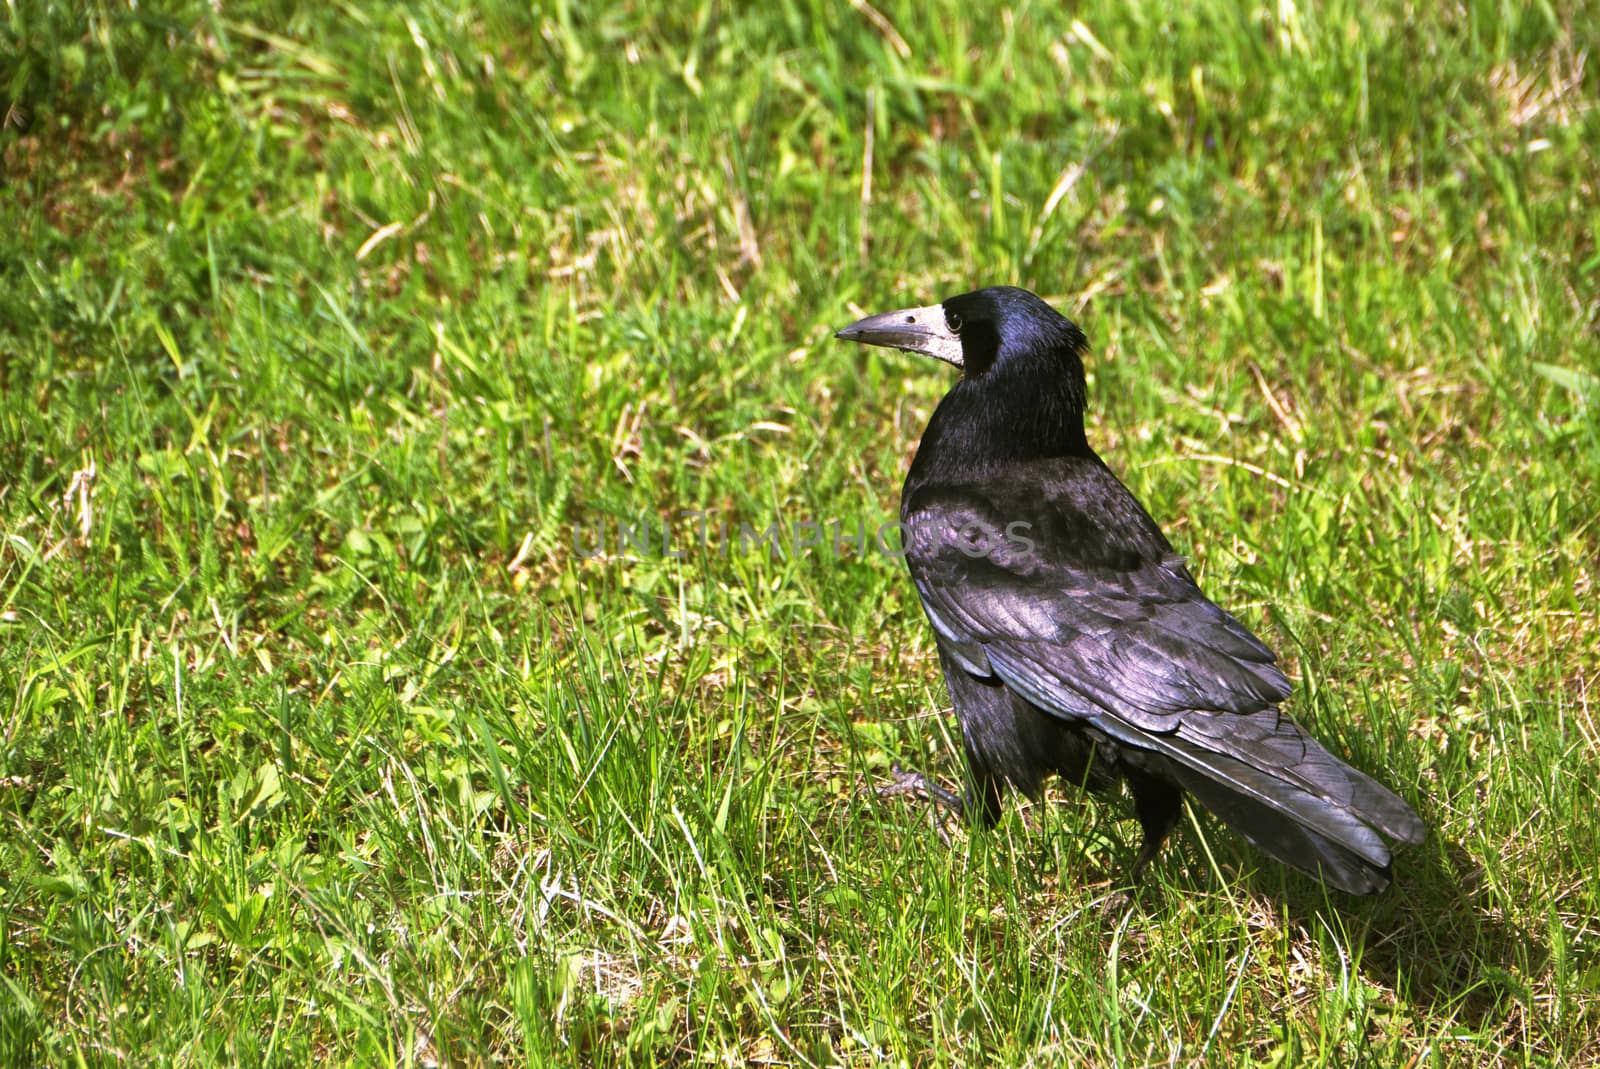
top-left (836, 286), bottom-right (1424, 893)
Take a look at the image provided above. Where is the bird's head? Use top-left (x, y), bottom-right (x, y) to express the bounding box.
top-left (835, 286), bottom-right (1093, 463)
top-left (834, 286), bottom-right (1086, 382)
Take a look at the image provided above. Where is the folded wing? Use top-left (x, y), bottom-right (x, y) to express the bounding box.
top-left (903, 459), bottom-right (1424, 889)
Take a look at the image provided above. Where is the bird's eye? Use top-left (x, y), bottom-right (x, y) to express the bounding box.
top-left (945, 312), bottom-right (962, 333)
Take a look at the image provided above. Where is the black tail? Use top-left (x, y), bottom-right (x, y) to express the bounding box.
top-left (1146, 709), bottom-right (1425, 894)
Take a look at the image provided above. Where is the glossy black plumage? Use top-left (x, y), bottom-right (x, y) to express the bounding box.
top-left (837, 286), bottom-right (1424, 893)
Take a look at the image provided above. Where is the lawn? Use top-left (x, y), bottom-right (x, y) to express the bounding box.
top-left (2, 1), bottom-right (1598, 1064)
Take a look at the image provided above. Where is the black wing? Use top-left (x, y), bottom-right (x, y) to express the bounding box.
top-left (903, 457), bottom-right (1291, 738)
top-left (903, 457), bottom-right (1423, 880)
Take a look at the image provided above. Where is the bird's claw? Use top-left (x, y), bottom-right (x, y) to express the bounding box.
top-left (874, 762), bottom-right (966, 812)
top-left (865, 763), bottom-right (965, 845)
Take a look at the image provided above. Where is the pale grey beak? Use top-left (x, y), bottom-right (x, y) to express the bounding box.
top-left (834, 302), bottom-right (964, 368)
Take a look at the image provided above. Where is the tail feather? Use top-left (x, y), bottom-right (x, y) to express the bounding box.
top-left (1132, 709), bottom-right (1423, 893)
top-left (1173, 760), bottom-right (1397, 893)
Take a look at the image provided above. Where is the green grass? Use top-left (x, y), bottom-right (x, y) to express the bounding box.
top-left (3, 0), bottom-right (1598, 1064)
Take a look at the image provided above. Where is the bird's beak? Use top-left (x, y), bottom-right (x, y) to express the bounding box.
top-left (834, 302), bottom-right (964, 368)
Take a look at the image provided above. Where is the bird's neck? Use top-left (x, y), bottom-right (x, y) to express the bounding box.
top-left (906, 365), bottom-right (1094, 488)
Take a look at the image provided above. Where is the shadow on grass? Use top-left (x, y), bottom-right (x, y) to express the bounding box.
top-left (1264, 835), bottom-right (1548, 1032)
top-left (857, 767), bottom-right (1560, 1037)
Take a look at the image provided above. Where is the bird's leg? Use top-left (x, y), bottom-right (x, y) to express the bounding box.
top-left (874, 762), bottom-right (965, 814)
top-left (1127, 776), bottom-right (1183, 885)
top-left (866, 763), bottom-right (972, 845)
